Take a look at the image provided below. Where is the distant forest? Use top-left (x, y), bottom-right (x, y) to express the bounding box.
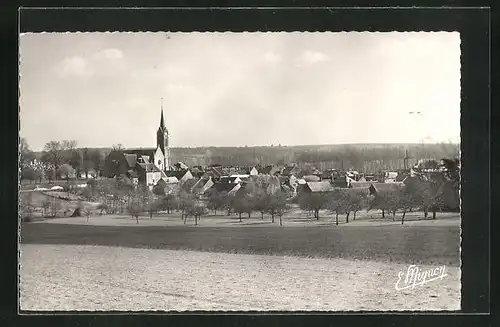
top-left (32, 142), bottom-right (459, 174)
top-left (169, 143), bottom-right (460, 172)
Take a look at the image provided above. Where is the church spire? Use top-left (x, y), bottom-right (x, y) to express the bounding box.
top-left (159, 98), bottom-right (166, 130)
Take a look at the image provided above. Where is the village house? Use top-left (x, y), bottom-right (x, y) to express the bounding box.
top-left (332, 175), bottom-right (352, 188)
top-left (238, 166), bottom-right (259, 176)
top-left (349, 181), bottom-right (373, 189)
top-left (368, 182), bottom-right (404, 196)
top-left (320, 169), bottom-right (337, 181)
top-left (259, 165), bottom-right (280, 176)
top-left (191, 176), bottom-right (215, 195)
top-left (281, 165), bottom-right (301, 177)
top-left (155, 177), bottom-right (180, 194)
top-left (204, 166), bottom-right (225, 181)
top-left (301, 181), bottom-right (336, 194)
top-left (165, 169), bottom-right (194, 185)
top-left (384, 171), bottom-right (399, 183)
top-left (364, 174), bottom-right (377, 182)
top-left (136, 163), bottom-right (163, 189)
top-left (173, 162), bottom-right (189, 170)
top-left (208, 182), bottom-right (241, 196)
top-left (220, 176), bottom-right (243, 184)
top-left (190, 166), bottom-right (205, 178)
top-left (103, 151), bottom-right (138, 179)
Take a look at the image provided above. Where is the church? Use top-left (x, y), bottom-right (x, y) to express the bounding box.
top-left (103, 105), bottom-right (172, 187)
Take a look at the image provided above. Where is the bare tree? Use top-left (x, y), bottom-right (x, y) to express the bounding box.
top-left (21, 167), bottom-right (39, 184)
top-left (298, 192), bottom-right (330, 219)
top-left (231, 195), bottom-right (251, 222)
top-left (161, 193), bottom-right (176, 214)
top-left (252, 191), bottom-right (270, 220)
top-left (50, 198), bottom-right (62, 217)
top-left (81, 148), bottom-right (95, 179)
top-left (112, 143), bottom-right (123, 151)
top-left (20, 192), bottom-right (35, 222)
top-left (177, 191), bottom-right (195, 221)
top-left (61, 140), bottom-right (78, 151)
top-left (346, 191), bottom-right (367, 220)
top-left (185, 203), bottom-right (208, 225)
top-left (81, 207), bottom-right (92, 222)
top-left (41, 199), bottom-right (51, 217)
top-left (97, 203), bottom-right (108, 215)
top-left (90, 149), bottom-right (103, 178)
top-left (153, 184), bottom-right (166, 197)
top-left (58, 163), bottom-right (75, 183)
top-left (19, 138), bottom-right (35, 169)
top-left (42, 141), bottom-right (65, 179)
top-left (127, 201), bottom-right (142, 223)
top-left (207, 190), bottom-right (223, 215)
top-left (328, 190), bottom-right (345, 225)
top-left (266, 191), bottom-right (288, 224)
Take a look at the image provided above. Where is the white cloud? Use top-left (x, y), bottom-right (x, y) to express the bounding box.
top-left (297, 51), bottom-right (330, 64)
top-left (91, 48), bottom-right (124, 60)
top-left (263, 52), bottom-right (282, 63)
top-left (55, 56), bottom-right (93, 78)
top-left (55, 48), bottom-right (124, 78)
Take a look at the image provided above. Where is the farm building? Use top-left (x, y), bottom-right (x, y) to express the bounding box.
top-left (136, 163), bottom-right (163, 188)
top-left (191, 176), bottom-right (215, 195)
top-left (190, 166), bottom-right (205, 178)
top-left (208, 182), bottom-right (241, 196)
top-left (259, 165), bottom-right (280, 176)
top-left (332, 175), bottom-right (355, 188)
top-left (281, 165), bottom-right (301, 177)
top-left (349, 181), bottom-right (373, 189)
top-left (238, 166), bottom-right (259, 176)
top-left (220, 176), bottom-right (244, 184)
top-left (165, 169), bottom-right (194, 185)
top-left (302, 175), bottom-right (321, 182)
top-left (368, 182), bottom-right (404, 196)
top-left (302, 181), bottom-right (336, 194)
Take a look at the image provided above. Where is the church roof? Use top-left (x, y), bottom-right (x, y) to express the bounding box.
top-left (138, 163), bottom-right (162, 173)
top-left (123, 154), bottom-right (137, 168)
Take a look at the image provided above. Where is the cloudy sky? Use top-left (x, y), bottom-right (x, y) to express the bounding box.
top-left (19, 32), bottom-right (460, 151)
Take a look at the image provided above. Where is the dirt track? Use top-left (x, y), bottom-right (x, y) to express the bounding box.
top-left (19, 244), bottom-right (461, 311)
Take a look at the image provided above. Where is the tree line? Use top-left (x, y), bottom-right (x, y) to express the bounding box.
top-left (171, 143), bottom-right (459, 169)
top-left (20, 138), bottom-right (108, 184)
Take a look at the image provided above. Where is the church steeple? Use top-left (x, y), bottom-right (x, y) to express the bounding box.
top-left (156, 98), bottom-right (170, 170)
top-left (159, 98), bottom-right (167, 132)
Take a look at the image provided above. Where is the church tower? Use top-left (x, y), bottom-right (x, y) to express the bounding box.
top-left (156, 101), bottom-right (170, 170)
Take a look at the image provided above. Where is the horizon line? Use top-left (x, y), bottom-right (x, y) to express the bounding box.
top-left (28, 141), bottom-right (460, 152)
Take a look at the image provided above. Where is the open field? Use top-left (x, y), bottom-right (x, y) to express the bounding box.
top-left (21, 217), bottom-right (460, 266)
top-left (28, 211), bottom-right (460, 227)
top-left (19, 244), bottom-right (461, 311)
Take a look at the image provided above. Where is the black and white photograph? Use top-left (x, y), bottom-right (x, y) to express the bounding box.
top-left (19, 31), bottom-right (461, 311)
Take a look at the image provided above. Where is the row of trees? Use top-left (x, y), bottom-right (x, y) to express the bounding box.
top-left (20, 138), bottom-right (107, 183)
top-left (295, 159), bottom-right (459, 225)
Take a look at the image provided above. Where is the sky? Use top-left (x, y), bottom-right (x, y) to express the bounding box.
top-left (19, 32), bottom-right (461, 151)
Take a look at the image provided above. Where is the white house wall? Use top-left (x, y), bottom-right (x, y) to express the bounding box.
top-left (154, 147), bottom-right (165, 171)
top-left (146, 171), bottom-right (162, 186)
